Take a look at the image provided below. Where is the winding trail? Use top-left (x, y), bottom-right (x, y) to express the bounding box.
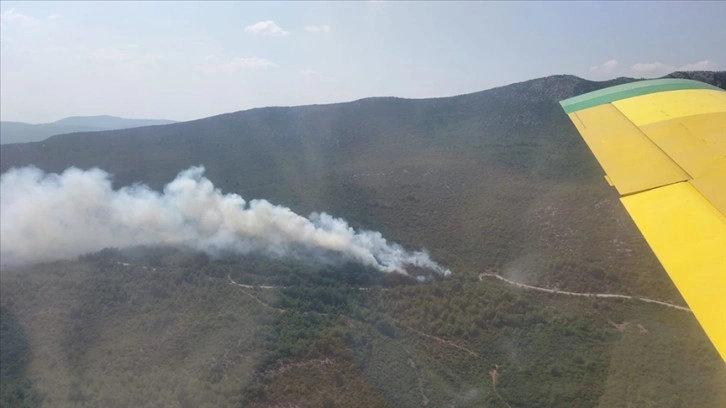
top-left (401, 324), bottom-right (479, 357)
top-left (478, 273), bottom-right (691, 312)
top-left (489, 365), bottom-right (512, 408)
top-left (228, 275), bottom-right (286, 312)
top-left (405, 351), bottom-right (430, 407)
top-left (225, 274), bottom-right (386, 292)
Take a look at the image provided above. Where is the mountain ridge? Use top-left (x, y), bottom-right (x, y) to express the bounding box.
top-left (4, 71), bottom-right (722, 149)
top-left (0, 115), bottom-right (177, 145)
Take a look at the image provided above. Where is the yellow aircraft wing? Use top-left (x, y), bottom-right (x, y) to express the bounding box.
top-left (560, 78), bottom-right (726, 362)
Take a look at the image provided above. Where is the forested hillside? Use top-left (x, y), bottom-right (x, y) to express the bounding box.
top-left (2, 72), bottom-right (725, 407)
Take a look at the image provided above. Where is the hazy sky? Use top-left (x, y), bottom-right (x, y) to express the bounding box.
top-left (1, 1), bottom-right (724, 123)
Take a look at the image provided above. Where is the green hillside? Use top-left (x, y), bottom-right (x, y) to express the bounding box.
top-left (1, 72), bottom-right (725, 407)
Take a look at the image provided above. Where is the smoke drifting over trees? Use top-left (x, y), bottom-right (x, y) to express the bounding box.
top-left (0, 166), bottom-right (450, 276)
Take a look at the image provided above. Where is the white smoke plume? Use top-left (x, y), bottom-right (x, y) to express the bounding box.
top-left (0, 166), bottom-right (451, 276)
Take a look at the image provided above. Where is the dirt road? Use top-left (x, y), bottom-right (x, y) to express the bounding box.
top-left (478, 273), bottom-right (691, 312)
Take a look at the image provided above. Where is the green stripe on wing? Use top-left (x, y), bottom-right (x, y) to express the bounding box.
top-left (560, 78), bottom-right (721, 114)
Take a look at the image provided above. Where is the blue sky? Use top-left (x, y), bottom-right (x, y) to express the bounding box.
top-left (1, 1), bottom-right (724, 123)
